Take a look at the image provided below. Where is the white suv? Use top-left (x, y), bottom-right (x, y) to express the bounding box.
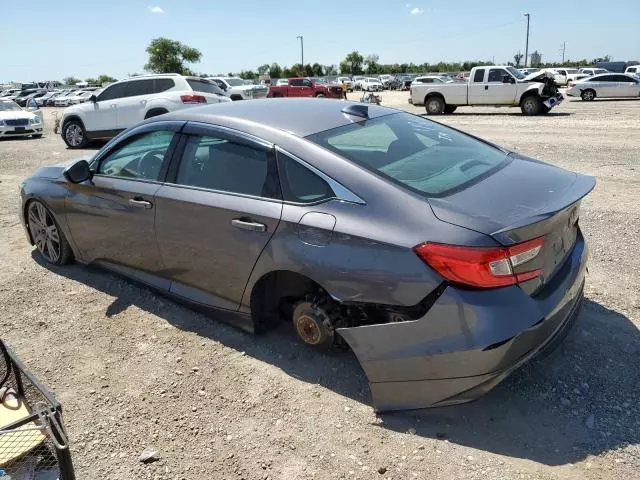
top-left (60, 74), bottom-right (230, 148)
top-left (209, 77), bottom-right (268, 101)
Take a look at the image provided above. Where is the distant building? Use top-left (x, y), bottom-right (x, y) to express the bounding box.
top-left (530, 51), bottom-right (542, 67)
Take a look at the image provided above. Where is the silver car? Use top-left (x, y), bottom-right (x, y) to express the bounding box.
top-left (566, 73), bottom-right (640, 101)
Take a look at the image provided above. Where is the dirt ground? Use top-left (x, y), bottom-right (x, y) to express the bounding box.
top-left (0, 93), bottom-right (638, 480)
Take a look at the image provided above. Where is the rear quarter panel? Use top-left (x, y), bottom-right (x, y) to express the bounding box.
top-left (411, 84), bottom-right (468, 106)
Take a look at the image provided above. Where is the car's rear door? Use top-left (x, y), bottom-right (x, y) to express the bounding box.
top-left (467, 68), bottom-right (487, 104)
top-left (115, 79), bottom-right (155, 130)
top-left (593, 75), bottom-right (616, 97)
top-left (65, 122), bottom-right (183, 288)
top-left (614, 74), bottom-right (639, 96)
top-left (154, 122), bottom-right (283, 310)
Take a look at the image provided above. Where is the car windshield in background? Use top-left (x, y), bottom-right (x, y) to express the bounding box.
top-left (186, 79), bottom-right (225, 95)
top-left (308, 112), bottom-right (508, 196)
top-left (0, 101), bottom-right (21, 111)
top-left (566, 69), bottom-right (579, 74)
top-left (225, 78), bottom-right (246, 86)
top-left (507, 67), bottom-right (526, 79)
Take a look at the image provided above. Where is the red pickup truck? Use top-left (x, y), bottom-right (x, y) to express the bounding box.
top-left (268, 78), bottom-right (343, 99)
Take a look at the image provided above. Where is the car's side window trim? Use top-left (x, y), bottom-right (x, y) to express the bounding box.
top-left (90, 121), bottom-right (184, 182)
top-left (275, 147), bottom-right (365, 206)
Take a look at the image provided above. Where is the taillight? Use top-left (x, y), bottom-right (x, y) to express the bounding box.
top-left (414, 236), bottom-right (545, 288)
top-left (180, 94), bottom-right (207, 104)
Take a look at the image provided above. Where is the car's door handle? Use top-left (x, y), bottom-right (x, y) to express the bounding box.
top-left (129, 197), bottom-right (153, 209)
top-left (485, 85), bottom-right (489, 90)
top-left (231, 218), bottom-right (267, 232)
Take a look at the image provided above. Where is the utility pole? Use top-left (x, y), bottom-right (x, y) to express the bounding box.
top-left (524, 13), bottom-right (530, 68)
top-left (296, 35), bottom-right (304, 72)
top-left (560, 41), bottom-right (566, 64)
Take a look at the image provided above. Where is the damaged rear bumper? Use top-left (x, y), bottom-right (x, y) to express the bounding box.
top-left (337, 231), bottom-right (587, 412)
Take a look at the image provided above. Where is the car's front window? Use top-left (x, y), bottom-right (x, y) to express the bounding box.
top-left (0, 102), bottom-right (21, 112)
top-left (307, 112), bottom-right (508, 196)
top-left (98, 130), bottom-right (174, 181)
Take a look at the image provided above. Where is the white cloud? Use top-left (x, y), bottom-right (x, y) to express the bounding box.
top-left (410, 7), bottom-right (424, 15)
top-left (148, 5), bottom-right (164, 13)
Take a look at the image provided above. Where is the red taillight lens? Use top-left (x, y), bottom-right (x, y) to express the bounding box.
top-left (414, 236), bottom-right (545, 288)
top-left (180, 94), bottom-right (207, 104)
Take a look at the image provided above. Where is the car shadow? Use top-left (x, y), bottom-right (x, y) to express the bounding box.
top-left (418, 112), bottom-right (572, 117)
top-left (32, 252), bottom-right (639, 467)
top-left (568, 98), bottom-right (640, 103)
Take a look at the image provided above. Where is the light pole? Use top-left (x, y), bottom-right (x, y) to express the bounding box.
top-left (524, 13), bottom-right (530, 68)
top-left (296, 35), bottom-right (304, 72)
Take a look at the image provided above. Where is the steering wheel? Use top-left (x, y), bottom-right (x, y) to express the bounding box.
top-left (138, 150), bottom-right (165, 179)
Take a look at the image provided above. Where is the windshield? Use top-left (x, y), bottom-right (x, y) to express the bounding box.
top-left (566, 69), bottom-right (579, 74)
top-left (307, 112), bottom-right (508, 196)
top-left (225, 78), bottom-right (245, 86)
top-left (507, 67), bottom-right (526, 79)
top-left (595, 69), bottom-right (608, 74)
top-left (186, 79), bottom-right (225, 95)
top-left (0, 101), bottom-right (21, 112)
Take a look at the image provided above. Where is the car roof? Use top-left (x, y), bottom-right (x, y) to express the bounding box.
top-left (159, 98), bottom-right (396, 137)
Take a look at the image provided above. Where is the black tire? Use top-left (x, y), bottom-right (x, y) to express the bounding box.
top-left (26, 200), bottom-right (73, 265)
top-left (581, 89), bottom-right (596, 101)
top-left (520, 96), bottom-right (542, 116)
top-left (315, 93), bottom-right (326, 98)
top-left (144, 108), bottom-right (168, 119)
top-left (444, 105), bottom-right (457, 114)
top-left (31, 134), bottom-right (43, 139)
top-left (425, 96), bottom-right (445, 115)
top-left (230, 95), bottom-right (243, 101)
top-left (62, 119), bottom-right (89, 148)
top-left (292, 299), bottom-right (335, 350)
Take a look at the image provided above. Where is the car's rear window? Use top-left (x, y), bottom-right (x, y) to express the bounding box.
top-left (186, 79), bottom-right (225, 95)
top-left (307, 112), bottom-right (508, 196)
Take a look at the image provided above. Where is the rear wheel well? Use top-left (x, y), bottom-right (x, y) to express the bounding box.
top-left (424, 92), bottom-right (445, 104)
top-left (145, 108), bottom-right (169, 119)
top-left (249, 271), bottom-right (322, 332)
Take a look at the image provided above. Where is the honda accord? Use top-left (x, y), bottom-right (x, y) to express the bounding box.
top-left (20, 99), bottom-right (594, 411)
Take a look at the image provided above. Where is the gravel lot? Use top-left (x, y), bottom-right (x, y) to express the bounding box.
top-left (1, 94), bottom-right (638, 480)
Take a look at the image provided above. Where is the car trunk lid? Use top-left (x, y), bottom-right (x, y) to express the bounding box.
top-left (428, 154), bottom-right (595, 286)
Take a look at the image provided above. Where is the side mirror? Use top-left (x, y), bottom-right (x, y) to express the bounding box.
top-left (89, 94), bottom-right (97, 103)
top-left (64, 159), bottom-right (93, 184)
top-left (502, 76), bottom-right (514, 84)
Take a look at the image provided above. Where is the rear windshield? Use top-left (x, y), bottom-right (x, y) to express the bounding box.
top-left (307, 112), bottom-right (508, 196)
top-left (186, 79), bottom-right (225, 95)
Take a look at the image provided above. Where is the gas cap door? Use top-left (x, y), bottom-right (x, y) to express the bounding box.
top-left (298, 212), bottom-right (336, 247)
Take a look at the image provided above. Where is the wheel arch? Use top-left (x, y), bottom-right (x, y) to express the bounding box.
top-left (248, 270), bottom-right (326, 332)
top-left (424, 91), bottom-right (446, 104)
top-left (61, 114), bottom-right (84, 129)
top-left (144, 107), bottom-right (169, 119)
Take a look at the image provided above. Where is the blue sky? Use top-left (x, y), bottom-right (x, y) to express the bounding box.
top-left (1, 0), bottom-right (638, 82)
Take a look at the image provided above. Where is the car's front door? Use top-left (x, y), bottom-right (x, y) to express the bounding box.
top-left (64, 123), bottom-right (182, 288)
top-left (85, 82), bottom-right (126, 133)
top-left (115, 79), bottom-right (155, 130)
top-left (288, 78), bottom-right (304, 97)
top-left (154, 123), bottom-right (283, 310)
top-left (483, 68), bottom-right (517, 104)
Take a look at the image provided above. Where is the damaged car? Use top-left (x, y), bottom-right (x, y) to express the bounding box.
top-left (410, 65), bottom-right (563, 115)
top-left (19, 99), bottom-right (594, 411)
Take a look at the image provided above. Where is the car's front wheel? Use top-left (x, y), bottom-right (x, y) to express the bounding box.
top-left (62, 120), bottom-right (89, 148)
top-left (27, 200), bottom-right (73, 265)
top-left (581, 89), bottom-right (596, 101)
top-left (520, 96), bottom-right (542, 115)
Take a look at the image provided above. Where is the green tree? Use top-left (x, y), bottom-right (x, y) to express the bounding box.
top-left (591, 55), bottom-right (611, 64)
top-left (364, 54), bottom-right (380, 74)
top-left (325, 64), bottom-right (338, 76)
top-left (239, 70), bottom-right (257, 80)
top-left (97, 74), bottom-right (117, 85)
top-left (144, 37), bottom-right (202, 75)
top-left (269, 63), bottom-right (283, 78)
top-left (85, 78), bottom-right (98, 85)
top-left (311, 63), bottom-right (324, 76)
top-left (339, 51), bottom-right (364, 75)
top-left (63, 76), bottom-right (81, 86)
top-left (513, 52), bottom-right (524, 67)
top-left (257, 64), bottom-right (271, 75)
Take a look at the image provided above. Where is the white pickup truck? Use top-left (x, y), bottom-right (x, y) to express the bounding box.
top-left (409, 66), bottom-right (564, 115)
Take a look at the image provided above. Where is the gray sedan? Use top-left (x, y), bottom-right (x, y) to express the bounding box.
top-left (20, 99), bottom-right (594, 411)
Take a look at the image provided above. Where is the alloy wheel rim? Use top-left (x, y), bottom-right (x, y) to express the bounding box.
top-left (428, 100), bottom-right (441, 113)
top-left (28, 202), bottom-right (61, 263)
top-left (584, 91), bottom-right (594, 100)
top-left (66, 124), bottom-right (83, 146)
top-left (524, 100), bottom-right (535, 113)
